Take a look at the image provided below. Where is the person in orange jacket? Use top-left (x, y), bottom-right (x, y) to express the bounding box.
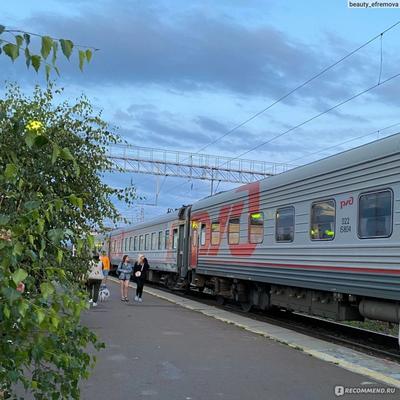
top-left (100, 250), bottom-right (110, 284)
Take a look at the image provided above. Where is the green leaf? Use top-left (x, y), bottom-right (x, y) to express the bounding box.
top-left (25, 47), bottom-right (30, 68)
top-left (60, 147), bottom-right (74, 161)
top-left (48, 228), bottom-right (64, 243)
top-left (45, 64), bottom-right (51, 81)
top-left (78, 50), bottom-right (86, 71)
top-left (24, 131), bottom-right (37, 148)
top-left (36, 309), bottom-right (45, 324)
top-left (15, 34), bottom-right (24, 47)
top-left (52, 41), bottom-right (58, 65)
top-left (0, 24), bottom-right (5, 34)
top-left (59, 39), bottom-right (73, 60)
top-left (51, 316), bottom-right (60, 328)
top-left (31, 55), bottom-right (41, 72)
top-left (37, 219), bottom-right (45, 234)
top-left (18, 302), bottom-right (29, 317)
top-left (56, 248), bottom-right (63, 264)
top-left (12, 268), bottom-right (28, 285)
top-left (13, 241), bottom-right (24, 256)
top-left (0, 214), bottom-right (10, 225)
top-left (54, 65), bottom-right (60, 76)
top-left (40, 282), bottom-right (54, 299)
top-left (41, 35), bottom-right (53, 59)
top-left (87, 234), bottom-right (94, 249)
top-left (54, 198), bottom-right (63, 211)
top-left (24, 200), bottom-right (40, 210)
top-left (34, 135), bottom-right (49, 147)
top-left (23, 33), bottom-right (30, 45)
top-left (3, 43), bottom-right (19, 61)
top-left (85, 49), bottom-right (92, 62)
top-left (4, 163), bottom-right (17, 179)
top-left (68, 194), bottom-right (83, 210)
top-left (3, 305), bottom-right (10, 319)
top-left (52, 143), bottom-right (60, 164)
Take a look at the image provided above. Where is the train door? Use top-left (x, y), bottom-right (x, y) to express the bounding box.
top-left (190, 221), bottom-right (199, 269)
top-left (176, 224), bottom-right (185, 271)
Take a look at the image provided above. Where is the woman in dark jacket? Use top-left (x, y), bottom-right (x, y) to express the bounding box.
top-left (133, 255), bottom-right (149, 302)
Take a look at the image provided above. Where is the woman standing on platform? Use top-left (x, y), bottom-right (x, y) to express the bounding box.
top-left (117, 255), bottom-right (132, 302)
top-left (134, 255), bottom-right (149, 303)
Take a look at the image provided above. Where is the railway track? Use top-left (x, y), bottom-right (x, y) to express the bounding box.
top-left (146, 282), bottom-right (400, 363)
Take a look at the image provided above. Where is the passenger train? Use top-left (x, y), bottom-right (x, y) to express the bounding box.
top-left (105, 133), bottom-right (400, 333)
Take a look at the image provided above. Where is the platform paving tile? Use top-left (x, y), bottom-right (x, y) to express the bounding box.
top-left (80, 282), bottom-right (399, 400)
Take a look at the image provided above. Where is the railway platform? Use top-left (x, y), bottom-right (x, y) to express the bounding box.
top-left (81, 281), bottom-right (399, 400)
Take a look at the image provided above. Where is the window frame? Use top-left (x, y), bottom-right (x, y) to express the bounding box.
top-left (248, 212), bottom-right (264, 244)
top-left (172, 228), bottom-right (178, 249)
top-left (124, 237), bottom-right (128, 251)
top-left (310, 199), bottom-right (336, 241)
top-left (200, 223), bottom-right (206, 246)
top-left (145, 234), bottom-right (150, 250)
top-left (211, 221), bottom-right (220, 246)
top-left (151, 232), bottom-right (157, 250)
top-left (139, 235), bottom-right (144, 251)
top-left (228, 217), bottom-right (241, 245)
top-left (134, 236), bottom-right (138, 251)
top-left (357, 189), bottom-right (393, 239)
top-left (275, 206), bottom-right (295, 243)
top-left (158, 231), bottom-right (163, 250)
top-left (165, 230), bottom-right (170, 249)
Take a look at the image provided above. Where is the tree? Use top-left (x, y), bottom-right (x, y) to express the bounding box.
top-left (0, 24), bottom-right (98, 79)
top-left (0, 84), bottom-right (134, 399)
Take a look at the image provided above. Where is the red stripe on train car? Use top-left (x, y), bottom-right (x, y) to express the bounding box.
top-left (202, 259), bottom-right (400, 275)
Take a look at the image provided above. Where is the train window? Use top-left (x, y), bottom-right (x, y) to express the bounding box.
top-left (139, 235), bottom-right (144, 251)
top-left (165, 230), bottom-right (170, 249)
top-left (151, 232), bottom-right (157, 250)
top-left (358, 190), bottom-right (392, 238)
top-left (158, 231), bottom-right (163, 250)
top-left (276, 207), bottom-right (295, 242)
top-left (172, 228), bottom-right (178, 249)
top-left (129, 237), bottom-right (133, 251)
top-left (124, 238), bottom-right (128, 251)
top-left (211, 222), bottom-right (220, 245)
top-left (249, 212), bottom-right (264, 244)
top-left (113, 240), bottom-right (116, 252)
top-left (145, 234), bottom-right (150, 250)
top-left (134, 236), bottom-right (138, 251)
top-left (310, 200), bottom-right (335, 240)
top-left (200, 224), bottom-right (206, 246)
top-left (228, 218), bottom-right (240, 245)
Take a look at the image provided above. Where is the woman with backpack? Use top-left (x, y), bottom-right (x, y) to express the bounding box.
top-left (133, 255), bottom-right (149, 302)
top-left (116, 255), bottom-right (132, 302)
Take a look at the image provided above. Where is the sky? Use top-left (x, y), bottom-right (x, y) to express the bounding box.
top-left (1, 0), bottom-right (400, 224)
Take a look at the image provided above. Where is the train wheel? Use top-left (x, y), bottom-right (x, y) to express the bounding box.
top-left (240, 301), bottom-right (252, 313)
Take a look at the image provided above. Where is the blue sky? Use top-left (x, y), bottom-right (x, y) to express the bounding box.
top-left (1, 1), bottom-right (400, 223)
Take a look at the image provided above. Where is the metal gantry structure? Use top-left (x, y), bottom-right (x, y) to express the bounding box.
top-left (108, 144), bottom-right (294, 187)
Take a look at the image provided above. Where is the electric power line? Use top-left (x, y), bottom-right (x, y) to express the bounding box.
top-left (187, 20), bottom-right (400, 155)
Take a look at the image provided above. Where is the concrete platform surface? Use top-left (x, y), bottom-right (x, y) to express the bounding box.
top-left (81, 283), bottom-right (398, 400)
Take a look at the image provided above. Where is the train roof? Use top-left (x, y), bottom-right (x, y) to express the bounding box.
top-left (191, 131), bottom-right (400, 211)
top-left (109, 209), bottom-right (181, 237)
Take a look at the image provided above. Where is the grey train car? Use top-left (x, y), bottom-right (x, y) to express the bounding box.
top-left (108, 133), bottom-right (400, 336)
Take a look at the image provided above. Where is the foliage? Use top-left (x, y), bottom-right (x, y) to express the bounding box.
top-left (0, 84), bottom-right (135, 399)
top-left (0, 24), bottom-right (98, 80)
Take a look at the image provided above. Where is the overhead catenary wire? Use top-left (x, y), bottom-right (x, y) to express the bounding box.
top-left (187, 20), bottom-right (400, 155)
top-left (216, 71), bottom-right (400, 168)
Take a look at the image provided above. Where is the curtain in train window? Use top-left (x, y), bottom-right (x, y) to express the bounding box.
top-left (358, 190), bottom-right (392, 238)
top-left (165, 230), bottom-right (170, 249)
top-left (276, 207), bottom-right (295, 242)
top-left (200, 224), bottom-right (206, 246)
top-left (124, 238), bottom-right (128, 251)
top-left (129, 236), bottom-right (133, 251)
top-left (228, 218), bottom-right (240, 244)
top-left (172, 228), bottom-right (178, 249)
top-left (211, 222), bottom-right (220, 245)
top-left (139, 235), bottom-right (144, 251)
top-left (158, 231), bottom-right (163, 250)
top-left (134, 236), bottom-right (138, 251)
top-left (249, 212), bottom-right (264, 244)
top-left (310, 200), bottom-right (335, 240)
top-left (145, 234), bottom-right (150, 250)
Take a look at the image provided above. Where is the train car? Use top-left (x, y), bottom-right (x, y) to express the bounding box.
top-left (107, 133), bottom-right (400, 331)
top-left (108, 208), bottom-right (191, 287)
